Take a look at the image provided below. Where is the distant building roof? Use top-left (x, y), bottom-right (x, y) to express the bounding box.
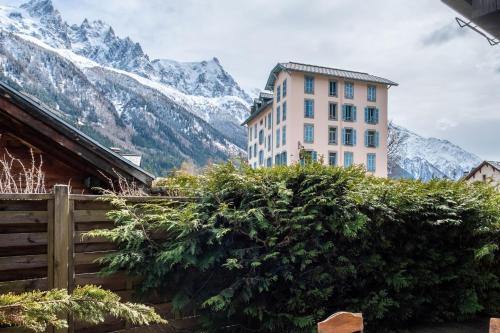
top-left (265, 62), bottom-right (398, 90)
top-left (464, 160), bottom-right (500, 180)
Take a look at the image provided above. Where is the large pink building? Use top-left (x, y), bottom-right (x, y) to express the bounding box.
top-left (242, 62), bottom-right (398, 177)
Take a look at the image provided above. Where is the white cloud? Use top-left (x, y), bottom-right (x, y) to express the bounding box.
top-left (2, 0), bottom-right (499, 160)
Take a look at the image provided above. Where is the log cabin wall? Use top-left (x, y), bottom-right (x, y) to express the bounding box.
top-left (0, 131), bottom-right (89, 193)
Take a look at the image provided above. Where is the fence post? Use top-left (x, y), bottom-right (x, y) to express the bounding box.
top-left (52, 185), bottom-right (73, 333)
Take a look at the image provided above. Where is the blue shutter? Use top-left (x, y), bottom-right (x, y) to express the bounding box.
top-left (342, 128), bottom-right (346, 145)
top-left (364, 130), bottom-right (368, 147)
top-left (342, 105), bottom-right (347, 120)
top-left (312, 151), bottom-right (318, 161)
top-left (375, 131), bottom-right (380, 148)
top-left (375, 108), bottom-right (379, 124)
top-left (364, 107), bottom-right (368, 123)
top-left (353, 106), bottom-right (357, 121)
top-left (352, 129), bottom-right (357, 146)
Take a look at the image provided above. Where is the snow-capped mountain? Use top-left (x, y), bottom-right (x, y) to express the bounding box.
top-left (390, 124), bottom-right (481, 181)
top-left (0, 0), bottom-right (250, 174)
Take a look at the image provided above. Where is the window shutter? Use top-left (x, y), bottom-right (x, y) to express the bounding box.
top-left (364, 130), bottom-right (368, 147)
top-left (353, 106), bottom-right (357, 121)
top-left (342, 105), bottom-right (347, 120)
top-left (312, 151), bottom-right (318, 161)
top-left (375, 131), bottom-right (380, 147)
top-left (353, 129), bottom-right (357, 146)
top-left (342, 128), bottom-right (346, 145)
top-left (364, 107), bottom-right (368, 123)
top-left (375, 108), bottom-right (379, 123)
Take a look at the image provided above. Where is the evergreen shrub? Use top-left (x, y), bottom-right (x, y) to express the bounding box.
top-left (88, 163), bottom-right (500, 332)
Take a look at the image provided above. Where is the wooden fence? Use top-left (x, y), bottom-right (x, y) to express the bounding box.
top-left (0, 185), bottom-right (193, 333)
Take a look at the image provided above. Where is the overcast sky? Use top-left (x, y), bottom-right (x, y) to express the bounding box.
top-left (3, 0), bottom-right (500, 160)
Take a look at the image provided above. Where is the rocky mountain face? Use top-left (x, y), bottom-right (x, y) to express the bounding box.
top-left (0, 0), bottom-right (249, 175)
top-left (389, 124), bottom-right (481, 181)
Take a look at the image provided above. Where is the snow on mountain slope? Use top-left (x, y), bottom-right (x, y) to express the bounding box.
top-left (0, 0), bottom-right (250, 174)
top-left (391, 124), bottom-right (481, 181)
top-left (0, 0), bottom-right (249, 138)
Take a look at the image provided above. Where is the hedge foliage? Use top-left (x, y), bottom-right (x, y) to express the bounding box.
top-left (89, 163), bottom-right (500, 332)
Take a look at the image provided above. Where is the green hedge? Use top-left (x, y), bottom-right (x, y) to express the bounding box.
top-left (90, 163), bottom-right (500, 332)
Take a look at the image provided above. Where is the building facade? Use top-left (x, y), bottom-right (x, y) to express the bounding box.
top-left (242, 62), bottom-right (398, 177)
top-left (464, 161), bottom-right (500, 188)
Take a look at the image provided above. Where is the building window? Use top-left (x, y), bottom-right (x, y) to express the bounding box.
top-left (276, 129), bottom-right (280, 148)
top-left (275, 154), bottom-right (281, 166)
top-left (253, 143), bottom-right (257, 157)
top-left (342, 128), bottom-right (357, 146)
top-left (267, 113), bottom-right (272, 129)
top-left (328, 152), bottom-right (337, 166)
top-left (258, 129), bottom-right (264, 145)
top-left (329, 102), bottom-right (337, 120)
top-left (254, 124), bottom-right (257, 139)
top-left (282, 102), bottom-right (287, 121)
top-left (267, 135), bottom-right (271, 152)
top-left (345, 82), bottom-right (354, 99)
top-left (276, 106), bottom-right (281, 125)
top-left (367, 153), bottom-right (376, 172)
top-left (342, 105), bottom-right (356, 121)
top-left (344, 152), bottom-right (354, 167)
top-left (267, 157), bottom-right (272, 167)
top-left (304, 124), bottom-right (314, 143)
top-left (304, 99), bottom-right (314, 118)
top-left (277, 85), bottom-right (281, 102)
top-left (364, 130), bottom-right (379, 148)
top-left (364, 107), bottom-right (379, 124)
top-left (328, 126), bottom-right (337, 145)
top-left (283, 79), bottom-right (287, 97)
top-left (248, 146), bottom-right (252, 160)
top-left (329, 80), bottom-right (337, 97)
top-left (368, 85), bottom-right (376, 102)
top-left (282, 126), bottom-right (287, 145)
top-left (259, 150), bottom-right (264, 166)
top-left (249, 127), bottom-right (252, 140)
top-left (281, 151), bottom-right (287, 166)
top-left (304, 76), bottom-right (314, 94)
top-left (301, 150), bottom-right (318, 164)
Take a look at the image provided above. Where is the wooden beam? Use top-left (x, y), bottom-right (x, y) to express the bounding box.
top-left (53, 185), bottom-right (71, 333)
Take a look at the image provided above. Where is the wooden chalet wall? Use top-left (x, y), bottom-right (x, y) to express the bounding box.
top-left (0, 131), bottom-right (89, 193)
top-left (0, 187), bottom-right (195, 333)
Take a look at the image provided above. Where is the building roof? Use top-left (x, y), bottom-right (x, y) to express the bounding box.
top-left (464, 160), bottom-right (500, 180)
top-left (0, 80), bottom-right (155, 186)
top-left (265, 62), bottom-right (398, 90)
top-left (241, 98), bottom-right (273, 126)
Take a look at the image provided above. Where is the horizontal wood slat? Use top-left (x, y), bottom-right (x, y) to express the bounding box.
top-left (0, 278), bottom-right (48, 293)
top-left (74, 251), bottom-right (115, 265)
top-left (0, 254), bottom-right (47, 271)
top-left (75, 273), bottom-right (128, 291)
top-left (73, 210), bottom-right (110, 223)
top-left (0, 232), bottom-right (47, 247)
top-left (0, 211), bottom-right (48, 224)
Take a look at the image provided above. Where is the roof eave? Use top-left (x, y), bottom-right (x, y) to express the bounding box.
top-left (0, 82), bottom-right (155, 185)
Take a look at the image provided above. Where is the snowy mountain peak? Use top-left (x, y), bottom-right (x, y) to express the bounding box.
top-left (20, 0), bottom-right (56, 17)
top-left (391, 124), bottom-right (481, 181)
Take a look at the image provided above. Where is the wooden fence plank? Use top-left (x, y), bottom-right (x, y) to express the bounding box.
top-left (0, 232), bottom-right (47, 247)
top-left (54, 185), bottom-right (71, 333)
top-left (73, 210), bottom-right (110, 223)
top-left (0, 278), bottom-right (48, 293)
top-left (0, 194), bottom-right (53, 201)
top-left (0, 211), bottom-right (48, 224)
top-left (75, 272), bottom-right (128, 291)
top-left (74, 251), bottom-right (115, 265)
top-left (0, 254), bottom-right (47, 271)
